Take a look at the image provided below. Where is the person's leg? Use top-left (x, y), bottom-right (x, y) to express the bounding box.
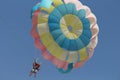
top-left (34, 69), bottom-right (38, 77)
top-left (29, 70), bottom-right (33, 77)
top-left (29, 69), bottom-right (35, 77)
top-left (34, 73), bottom-right (36, 78)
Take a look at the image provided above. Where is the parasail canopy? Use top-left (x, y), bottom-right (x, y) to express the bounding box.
top-left (31, 0), bottom-right (99, 73)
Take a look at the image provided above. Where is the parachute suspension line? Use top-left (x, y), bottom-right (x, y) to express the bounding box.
top-left (33, 45), bottom-right (45, 64)
top-left (36, 48), bottom-right (40, 59)
top-left (33, 45), bottom-right (40, 60)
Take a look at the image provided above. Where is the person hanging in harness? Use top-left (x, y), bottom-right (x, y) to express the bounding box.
top-left (29, 58), bottom-right (42, 77)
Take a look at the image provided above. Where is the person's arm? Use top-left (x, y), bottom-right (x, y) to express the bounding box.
top-left (33, 63), bottom-right (35, 69)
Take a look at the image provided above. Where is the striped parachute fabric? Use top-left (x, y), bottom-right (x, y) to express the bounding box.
top-left (31, 0), bottom-right (99, 73)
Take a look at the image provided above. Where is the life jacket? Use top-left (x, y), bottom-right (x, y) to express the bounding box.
top-left (33, 62), bottom-right (40, 69)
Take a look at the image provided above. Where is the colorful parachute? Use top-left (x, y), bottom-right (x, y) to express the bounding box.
top-left (31, 0), bottom-right (99, 73)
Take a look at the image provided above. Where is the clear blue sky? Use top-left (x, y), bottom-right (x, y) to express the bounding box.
top-left (0, 0), bottom-right (120, 80)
